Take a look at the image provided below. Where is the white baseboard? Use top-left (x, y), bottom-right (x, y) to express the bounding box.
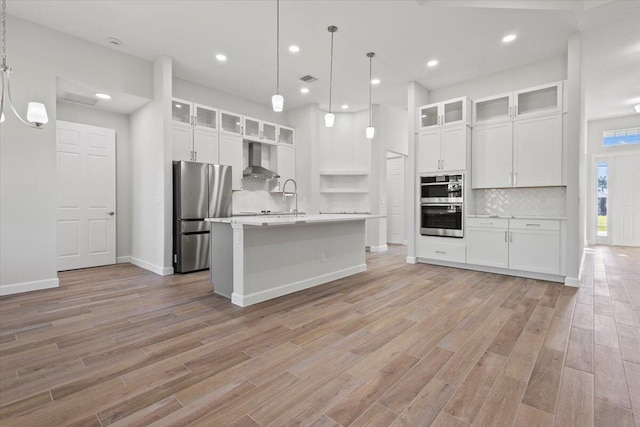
top-left (116, 256), bottom-right (131, 264)
top-left (231, 264), bottom-right (367, 307)
top-left (130, 257), bottom-right (174, 276)
top-left (406, 256), bottom-right (417, 264)
top-left (369, 245), bottom-right (388, 253)
top-left (564, 277), bottom-right (580, 287)
top-left (0, 277), bottom-right (59, 296)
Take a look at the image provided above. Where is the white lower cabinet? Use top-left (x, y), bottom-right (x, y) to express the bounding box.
top-left (416, 238), bottom-right (466, 263)
top-left (509, 220), bottom-right (560, 275)
top-left (467, 218), bottom-right (509, 268)
top-left (467, 217), bottom-right (560, 275)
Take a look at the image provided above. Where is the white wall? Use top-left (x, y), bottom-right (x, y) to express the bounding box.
top-left (429, 56), bottom-right (567, 103)
top-left (173, 78), bottom-right (289, 126)
top-left (380, 105), bottom-right (409, 156)
top-left (56, 102), bottom-right (132, 260)
top-left (129, 57), bottom-right (173, 275)
top-left (585, 114), bottom-right (640, 244)
top-left (0, 17), bottom-right (153, 295)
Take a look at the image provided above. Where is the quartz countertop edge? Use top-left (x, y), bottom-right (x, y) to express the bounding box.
top-left (206, 213), bottom-right (385, 226)
top-left (467, 214), bottom-right (567, 220)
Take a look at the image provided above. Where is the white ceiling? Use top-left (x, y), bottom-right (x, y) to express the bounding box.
top-left (7, 0), bottom-right (640, 120)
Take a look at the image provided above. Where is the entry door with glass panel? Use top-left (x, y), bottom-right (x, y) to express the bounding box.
top-left (595, 160), bottom-right (609, 244)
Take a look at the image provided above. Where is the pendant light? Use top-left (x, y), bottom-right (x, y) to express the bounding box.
top-left (365, 52), bottom-right (375, 139)
top-left (271, 0), bottom-right (284, 112)
top-left (0, 0), bottom-right (48, 128)
top-left (325, 26), bottom-right (338, 127)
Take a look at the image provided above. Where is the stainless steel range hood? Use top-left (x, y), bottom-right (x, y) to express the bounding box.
top-left (242, 142), bottom-right (279, 179)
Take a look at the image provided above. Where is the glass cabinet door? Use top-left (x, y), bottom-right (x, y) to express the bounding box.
top-left (279, 126), bottom-right (294, 145)
top-left (195, 104), bottom-right (217, 130)
top-left (172, 99), bottom-right (192, 124)
top-left (219, 111), bottom-right (243, 135)
top-left (262, 122), bottom-right (277, 143)
top-left (443, 99), bottom-right (464, 125)
top-left (419, 104), bottom-right (439, 129)
top-left (473, 94), bottom-right (512, 125)
top-left (515, 82), bottom-right (562, 118)
top-left (243, 117), bottom-right (261, 139)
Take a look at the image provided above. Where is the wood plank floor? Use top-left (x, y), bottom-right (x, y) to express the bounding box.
top-left (1, 244), bottom-right (638, 426)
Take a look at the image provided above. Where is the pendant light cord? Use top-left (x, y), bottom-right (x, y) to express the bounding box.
top-left (368, 55), bottom-right (372, 126)
top-left (1, 0), bottom-right (7, 68)
top-left (276, 0), bottom-right (279, 95)
top-left (328, 29), bottom-right (334, 114)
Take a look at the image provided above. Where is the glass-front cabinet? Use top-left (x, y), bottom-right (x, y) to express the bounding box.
top-left (194, 104), bottom-right (217, 130)
top-left (278, 126), bottom-right (295, 146)
top-left (418, 97), bottom-right (469, 130)
top-left (243, 117), bottom-right (278, 144)
top-left (473, 93), bottom-right (513, 125)
top-left (219, 110), bottom-right (243, 135)
top-left (262, 122), bottom-right (277, 143)
top-left (172, 99), bottom-right (192, 125)
top-left (243, 116), bottom-right (261, 139)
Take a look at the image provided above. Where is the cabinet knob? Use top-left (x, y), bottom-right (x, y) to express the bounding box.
top-left (107, 211), bottom-right (115, 216)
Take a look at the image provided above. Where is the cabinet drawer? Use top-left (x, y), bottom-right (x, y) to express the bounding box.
top-left (510, 219), bottom-right (560, 231)
top-left (466, 217), bottom-right (509, 229)
top-left (417, 240), bottom-right (466, 263)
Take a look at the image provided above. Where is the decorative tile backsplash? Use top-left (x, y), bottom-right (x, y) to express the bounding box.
top-left (473, 187), bottom-right (566, 217)
top-left (320, 194), bottom-right (371, 214)
top-left (232, 178), bottom-right (286, 214)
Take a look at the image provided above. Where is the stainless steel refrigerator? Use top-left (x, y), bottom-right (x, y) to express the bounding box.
top-left (173, 161), bottom-right (232, 273)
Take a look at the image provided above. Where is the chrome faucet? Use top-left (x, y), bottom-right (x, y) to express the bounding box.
top-left (282, 179), bottom-right (298, 216)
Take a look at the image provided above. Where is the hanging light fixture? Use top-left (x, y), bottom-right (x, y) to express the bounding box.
top-left (366, 52), bottom-right (375, 139)
top-left (325, 25), bottom-right (338, 127)
top-left (271, 0), bottom-right (284, 112)
top-left (0, 0), bottom-right (48, 128)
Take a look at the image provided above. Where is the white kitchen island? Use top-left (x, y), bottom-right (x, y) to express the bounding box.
top-left (205, 214), bottom-right (383, 307)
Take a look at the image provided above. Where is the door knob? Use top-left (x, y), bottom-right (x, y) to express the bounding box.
top-left (107, 211), bottom-right (115, 216)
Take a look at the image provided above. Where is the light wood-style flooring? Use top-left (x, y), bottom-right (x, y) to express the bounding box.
top-left (1, 244), bottom-right (639, 426)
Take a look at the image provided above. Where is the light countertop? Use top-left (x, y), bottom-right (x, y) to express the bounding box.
top-left (467, 214), bottom-right (567, 220)
top-left (206, 213), bottom-right (385, 227)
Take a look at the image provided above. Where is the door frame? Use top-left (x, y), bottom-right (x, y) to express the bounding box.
top-left (386, 151), bottom-right (407, 245)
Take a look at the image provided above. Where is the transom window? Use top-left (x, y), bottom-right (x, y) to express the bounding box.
top-left (603, 127), bottom-right (640, 147)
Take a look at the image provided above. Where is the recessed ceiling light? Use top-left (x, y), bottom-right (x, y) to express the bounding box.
top-left (371, 78), bottom-right (381, 85)
top-left (427, 60), bottom-right (438, 67)
top-left (502, 34), bottom-right (517, 43)
top-left (216, 53), bottom-right (227, 62)
top-left (95, 93), bottom-right (112, 100)
top-left (175, 103), bottom-right (182, 108)
top-left (341, 104), bottom-right (349, 109)
top-left (300, 87), bottom-right (309, 94)
top-left (289, 45), bottom-right (300, 53)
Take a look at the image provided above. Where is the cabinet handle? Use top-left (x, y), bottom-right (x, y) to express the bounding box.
top-left (480, 222), bottom-right (493, 225)
top-left (509, 106), bottom-right (512, 118)
top-left (435, 250), bottom-right (446, 254)
top-left (525, 223), bottom-right (541, 227)
top-left (514, 105), bottom-right (518, 116)
top-left (510, 232), bottom-right (513, 243)
top-left (514, 173), bottom-right (518, 186)
top-left (194, 151), bottom-right (197, 161)
top-left (505, 231), bottom-right (508, 242)
top-left (508, 173), bottom-right (512, 185)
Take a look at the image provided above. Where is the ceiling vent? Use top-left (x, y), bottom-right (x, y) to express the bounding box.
top-left (60, 92), bottom-right (98, 106)
top-left (299, 75), bottom-right (318, 83)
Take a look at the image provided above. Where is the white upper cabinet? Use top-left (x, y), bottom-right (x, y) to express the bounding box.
top-left (194, 104), bottom-right (218, 130)
top-left (171, 98), bottom-right (219, 163)
top-left (278, 125), bottom-right (295, 146)
top-left (271, 145), bottom-right (296, 192)
top-left (219, 110), bottom-right (243, 135)
top-left (473, 81), bottom-right (563, 125)
top-left (243, 117), bottom-right (278, 144)
top-left (172, 99), bottom-right (193, 126)
top-left (419, 97), bottom-right (470, 130)
top-left (513, 114), bottom-right (563, 187)
top-left (472, 121), bottom-right (513, 188)
top-left (473, 93), bottom-right (513, 125)
top-left (218, 133), bottom-right (243, 190)
top-left (418, 124), bottom-right (469, 174)
top-left (514, 82), bottom-right (563, 118)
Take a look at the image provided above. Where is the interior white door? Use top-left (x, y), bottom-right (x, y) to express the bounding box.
top-left (56, 121), bottom-right (116, 271)
top-left (386, 156), bottom-right (405, 244)
top-left (611, 154), bottom-right (640, 246)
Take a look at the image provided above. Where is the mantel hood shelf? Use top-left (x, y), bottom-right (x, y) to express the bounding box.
top-left (242, 142), bottom-right (279, 179)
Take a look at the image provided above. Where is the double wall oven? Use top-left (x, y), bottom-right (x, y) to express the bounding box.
top-left (420, 174), bottom-right (464, 238)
